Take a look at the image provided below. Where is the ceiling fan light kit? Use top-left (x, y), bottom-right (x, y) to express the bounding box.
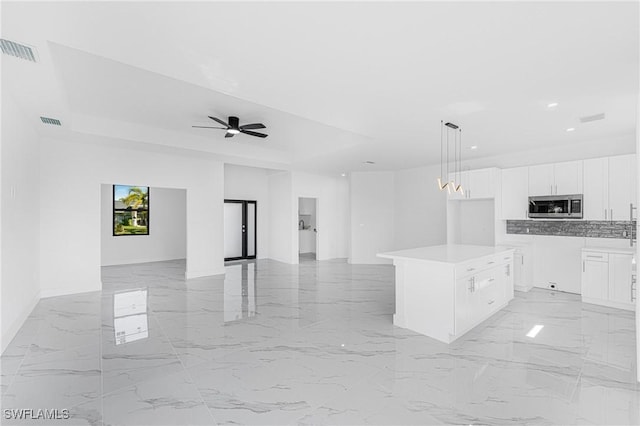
top-left (192, 115), bottom-right (268, 139)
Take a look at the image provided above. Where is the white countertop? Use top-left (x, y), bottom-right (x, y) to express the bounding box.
top-left (377, 244), bottom-right (514, 264)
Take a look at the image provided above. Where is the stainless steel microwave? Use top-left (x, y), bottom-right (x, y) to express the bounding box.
top-left (528, 194), bottom-right (583, 219)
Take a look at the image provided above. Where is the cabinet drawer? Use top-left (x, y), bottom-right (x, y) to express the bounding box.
top-left (456, 257), bottom-right (496, 278)
top-left (456, 254), bottom-right (513, 278)
top-left (582, 252), bottom-right (609, 262)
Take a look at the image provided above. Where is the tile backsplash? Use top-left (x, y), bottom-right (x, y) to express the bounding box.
top-left (506, 220), bottom-right (636, 240)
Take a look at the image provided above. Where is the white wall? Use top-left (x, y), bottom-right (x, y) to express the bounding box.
top-left (349, 171), bottom-right (395, 264)
top-left (39, 136), bottom-right (224, 297)
top-left (101, 186), bottom-right (187, 266)
top-left (393, 165), bottom-right (447, 250)
top-left (268, 171), bottom-right (294, 263)
top-left (293, 172), bottom-right (349, 261)
top-left (1, 94), bottom-right (41, 353)
top-left (224, 164), bottom-right (269, 259)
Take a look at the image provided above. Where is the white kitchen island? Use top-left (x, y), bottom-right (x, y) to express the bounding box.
top-left (378, 244), bottom-right (515, 344)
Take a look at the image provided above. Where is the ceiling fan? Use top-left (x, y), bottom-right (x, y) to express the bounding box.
top-left (192, 116), bottom-right (268, 138)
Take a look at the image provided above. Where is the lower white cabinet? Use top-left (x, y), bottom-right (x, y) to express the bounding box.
top-left (454, 255), bottom-right (514, 335)
top-left (581, 249), bottom-right (636, 311)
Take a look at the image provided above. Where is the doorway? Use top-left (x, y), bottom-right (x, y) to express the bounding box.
top-left (224, 200), bottom-right (257, 261)
top-left (298, 197), bottom-right (317, 261)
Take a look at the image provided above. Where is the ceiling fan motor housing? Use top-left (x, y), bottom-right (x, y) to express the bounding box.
top-left (228, 116), bottom-right (240, 129)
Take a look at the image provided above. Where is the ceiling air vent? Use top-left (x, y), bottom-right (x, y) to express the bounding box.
top-left (580, 113), bottom-right (605, 123)
top-left (40, 117), bottom-right (61, 126)
top-left (0, 39), bottom-right (37, 62)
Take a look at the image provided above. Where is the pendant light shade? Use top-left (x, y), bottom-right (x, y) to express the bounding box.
top-left (437, 120), bottom-right (464, 194)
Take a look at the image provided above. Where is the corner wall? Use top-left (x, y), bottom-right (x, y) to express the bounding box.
top-left (1, 93), bottom-right (41, 353)
top-left (101, 186), bottom-right (187, 266)
top-left (393, 165), bottom-right (447, 249)
top-left (293, 172), bottom-right (349, 261)
top-left (349, 171), bottom-right (395, 264)
top-left (39, 136), bottom-right (225, 298)
top-left (224, 164), bottom-right (270, 259)
top-left (268, 171), bottom-right (294, 263)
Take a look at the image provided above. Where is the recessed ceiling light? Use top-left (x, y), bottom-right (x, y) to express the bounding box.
top-left (341, 173), bottom-right (346, 177)
top-left (470, 145), bottom-right (478, 150)
top-left (526, 324), bottom-right (544, 338)
top-left (547, 102), bottom-right (558, 108)
top-left (566, 127), bottom-right (575, 132)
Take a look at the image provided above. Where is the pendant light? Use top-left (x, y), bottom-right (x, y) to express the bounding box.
top-left (437, 120), bottom-right (464, 194)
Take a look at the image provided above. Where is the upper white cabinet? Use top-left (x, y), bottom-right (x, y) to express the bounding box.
top-left (448, 168), bottom-right (498, 200)
top-left (583, 154), bottom-right (636, 221)
top-left (583, 157), bottom-right (608, 220)
top-left (608, 155), bottom-right (637, 221)
top-left (528, 164), bottom-right (555, 196)
top-left (554, 161), bottom-right (583, 194)
top-left (528, 161), bottom-right (583, 196)
top-left (501, 167), bottom-right (528, 220)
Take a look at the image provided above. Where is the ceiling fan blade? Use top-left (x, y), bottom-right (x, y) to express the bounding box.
top-left (225, 132), bottom-right (234, 138)
top-left (192, 126), bottom-right (227, 129)
top-left (208, 116), bottom-right (229, 128)
top-left (239, 123), bottom-right (266, 130)
top-left (241, 129), bottom-right (268, 138)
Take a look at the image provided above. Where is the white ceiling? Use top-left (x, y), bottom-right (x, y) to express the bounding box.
top-left (2, 1), bottom-right (638, 175)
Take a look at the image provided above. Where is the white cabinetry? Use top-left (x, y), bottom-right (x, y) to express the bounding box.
top-left (501, 167), bottom-right (528, 220)
top-left (533, 237), bottom-right (583, 294)
top-left (513, 246), bottom-right (533, 292)
top-left (528, 161), bottom-right (582, 196)
top-left (583, 155), bottom-right (636, 221)
top-left (378, 245), bottom-right (514, 344)
top-left (583, 157), bottom-right (608, 220)
top-left (581, 248), bottom-right (636, 311)
top-left (448, 168), bottom-right (498, 200)
top-left (608, 155), bottom-right (637, 221)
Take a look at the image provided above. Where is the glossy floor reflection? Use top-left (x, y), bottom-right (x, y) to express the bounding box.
top-left (1, 258), bottom-right (639, 425)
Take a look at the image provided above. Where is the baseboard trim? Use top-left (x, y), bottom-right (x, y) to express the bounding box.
top-left (1, 291), bottom-right (40, 354)
top-left (40, 283), bottom-right (101, 298)
top-left (185, 268), bottom-right (226, 279)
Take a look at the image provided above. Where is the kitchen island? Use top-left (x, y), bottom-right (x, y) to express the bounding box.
top-left (378, 244), bottom-right (514, 343)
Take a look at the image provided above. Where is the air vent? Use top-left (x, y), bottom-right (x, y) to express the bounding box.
top-left (580, 113), bottom-right (605, 123)
top-left (40, 117), bottom-right (61, 126)
top-left (1, 39), bottom-right (37, 62)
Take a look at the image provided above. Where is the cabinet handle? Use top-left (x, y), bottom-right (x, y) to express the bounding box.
top-left (550, 184), bottom-right (552, 194)
top-left (521, 256), bottom-right (524, 265)
top-left (467, 267), bottom-right (475, 272)
top-left (611, 209), bottom-right (613, 220)
top-left (555, 184), bottom-right (557, 194)
top-left (488, 261), bottom-right (495, 265)
top-left (488, 300), bottom-right (495, 305)
top-left (605, 209), bottom-right (607, 220)
top-left (586, 255), bottom-right (604, 259)
top-left (489, 278), bottom-right (495, 282)
top-left (582, 261), bottom-right (585, 272)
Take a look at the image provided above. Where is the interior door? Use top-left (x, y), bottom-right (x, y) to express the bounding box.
top-left (224, 200), bottom-right (257, 261)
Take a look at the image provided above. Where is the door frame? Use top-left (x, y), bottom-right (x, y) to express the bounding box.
top-left (224, 199), bottom-right (257, 261)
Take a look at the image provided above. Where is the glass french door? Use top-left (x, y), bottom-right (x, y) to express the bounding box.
top-left (224, 200), bottom-right (257, 261)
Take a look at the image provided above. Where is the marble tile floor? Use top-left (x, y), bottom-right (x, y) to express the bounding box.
top-left (1, 258), bottom-right (639, 425)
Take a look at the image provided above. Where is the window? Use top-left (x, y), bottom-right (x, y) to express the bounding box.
top-left (113, 185), bottom-right (149, 236)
